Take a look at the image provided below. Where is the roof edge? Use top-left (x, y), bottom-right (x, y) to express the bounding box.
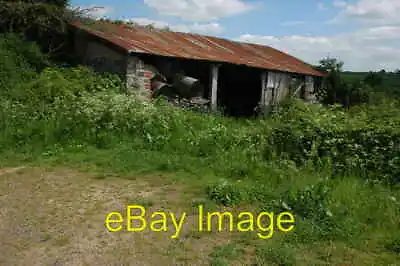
top-left (71, 20), bottom-right (326, 77)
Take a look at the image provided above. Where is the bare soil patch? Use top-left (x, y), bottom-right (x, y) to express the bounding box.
top-left (0, 167), bottom-right (247, 266)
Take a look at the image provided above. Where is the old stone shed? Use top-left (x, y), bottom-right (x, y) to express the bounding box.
top-left (68, 20), bottom-right (325, 116)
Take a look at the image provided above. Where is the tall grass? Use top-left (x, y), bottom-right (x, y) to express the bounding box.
top-left (0, 34), bottom-right (399, 255)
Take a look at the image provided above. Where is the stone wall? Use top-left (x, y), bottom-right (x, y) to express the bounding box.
top-left (84, 41), bottom-right (126, 75)
top-left (74, 31), bottom-right (126, 75)
top-left (73, 30), bottom-right (158, 98)
top-left (126, 57), bottom-right (158, 99)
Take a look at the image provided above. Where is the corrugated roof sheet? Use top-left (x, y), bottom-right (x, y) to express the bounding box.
top-left (71, 21), bottom-right (325, 77)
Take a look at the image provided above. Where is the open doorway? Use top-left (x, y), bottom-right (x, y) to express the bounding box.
top-left (218, 64), bottom-right (262, 117)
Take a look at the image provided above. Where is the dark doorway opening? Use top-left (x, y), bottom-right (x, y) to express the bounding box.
top-left (218, 64), bottom-right (262, 117)
top-left (176, 59), bottom-right (212, 99)
top-left (139, 55), bottom-right (212, 98)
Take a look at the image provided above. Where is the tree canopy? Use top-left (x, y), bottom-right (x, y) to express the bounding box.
top-left (315, 57), bottom-right (372, 107)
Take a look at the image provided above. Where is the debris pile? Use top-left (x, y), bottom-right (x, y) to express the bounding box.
top-left (150, 71), bottom-right (210, 112)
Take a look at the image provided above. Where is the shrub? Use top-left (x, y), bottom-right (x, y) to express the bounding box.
top-left (206, 179), bottom-right (244, 206)
top-left (268, 99), bottom-right (400, 185)
top-left (277, 181), bottom-right (333, 221)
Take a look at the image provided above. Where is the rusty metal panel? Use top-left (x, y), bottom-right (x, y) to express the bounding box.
top-left (71, 21), bottom-right (325, 77)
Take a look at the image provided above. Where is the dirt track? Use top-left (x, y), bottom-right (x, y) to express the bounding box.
top-left (0, 167), bottom-right (239, 266)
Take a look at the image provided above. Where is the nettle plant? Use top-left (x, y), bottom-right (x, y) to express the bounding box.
top-left (267, 99), bottom-right (400, 185)
top-left (206, 179), bottom-right (245, 206)
top-left (278, 182), bottom-right (333, 221)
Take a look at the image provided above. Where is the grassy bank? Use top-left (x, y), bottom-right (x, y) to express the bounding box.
top-left (1, 34), bottom-right (399, 265)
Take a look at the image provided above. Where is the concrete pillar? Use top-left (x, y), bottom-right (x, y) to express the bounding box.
top-left (209, 64), bottom-right (220, 111)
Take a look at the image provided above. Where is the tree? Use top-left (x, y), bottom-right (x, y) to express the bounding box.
top-left (364, 71), bottom-right (383, 88)
top-left (144, 23), bottom-right (156, 30)
top-left (161, 26), bottom-right (171, 31)
top-left (315, 57), bottom-right (370, 108)
top-left (0, 0), bottom-right (77, 56)
top-left (32, 0), bottom-right (69, 8)
top-left (315, 57), bottom-right (344, 105)
top-left (0, 0), bottom-right (73, 33)
top-left (315, 57), bottom-right (344, 73)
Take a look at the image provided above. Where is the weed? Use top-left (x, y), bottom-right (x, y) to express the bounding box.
top-left (206, 179), bottom-right (244, 206)
top-left (53, 235), bottom-right (70, 246)
top-left (277, 181), bottom-right (333, 221)
top-left (209, 243), bottom-right (245, 265)
top-left (255, 243), bottom-right (296, 265)
top-left (128, 197), bottom-right (153, 208)
top-left (384, 233), bottom-right (400, 254)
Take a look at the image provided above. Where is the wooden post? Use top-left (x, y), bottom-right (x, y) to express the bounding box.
top-left (260, 71), bottom-right (267, 108)
top-left (305, 76), bottom-right (315, 102)
top-left (210, 64), bottom-right (220, 111)
top-left (269, 72), bottom-right (276, 106)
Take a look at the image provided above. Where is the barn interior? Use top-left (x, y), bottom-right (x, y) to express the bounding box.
top-left (140, 54), bottom-right (263, 117)
top-left (218, 63), bottom-right (262, 117)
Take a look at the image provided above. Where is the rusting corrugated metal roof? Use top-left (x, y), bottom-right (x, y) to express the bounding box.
top-left (71, 21), bottom-right (325, 77)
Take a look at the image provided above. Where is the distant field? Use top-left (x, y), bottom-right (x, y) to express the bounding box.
top-left (342, 71), bottom-right (400, 95)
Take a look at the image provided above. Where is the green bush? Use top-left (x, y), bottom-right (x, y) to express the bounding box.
top-left (268, 99), bottom-right (400, 185)
top-left (0, 33), bottom-right (47, 90)
top-left (277, 181), bottom-right (332, 221)
top-left (206, 179), bottom-right (244, 206)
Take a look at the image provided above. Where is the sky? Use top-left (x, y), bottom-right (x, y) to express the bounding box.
top-left (69, 0), bottom-right (400, 72)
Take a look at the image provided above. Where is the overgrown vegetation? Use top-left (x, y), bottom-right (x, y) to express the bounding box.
top-left (1, 29), bottom-right (399, 265)
top-left (0, 0), bottom-right (74, 55)
top-left (315, 57), bottom-right (400, 107)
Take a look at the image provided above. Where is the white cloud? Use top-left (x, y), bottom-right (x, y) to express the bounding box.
top-left (333, 0), bottom-right (400, 25)
top-left (333, 1), bottom-right (347, 8)
top-left (281, 21), bottom-right (305, 27)
top-left (237, 26), bottom-right (400, 71)
top-left (73, 5), bottom-right (114, 19)
top-left (126, 18), bottom-right (224, 35)
top-left (318, 2), bottom-right (327, 10)
top-left (143, 0), bottom-right (256, 22)
top-left (180, 23), bottom-right (224, 35)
